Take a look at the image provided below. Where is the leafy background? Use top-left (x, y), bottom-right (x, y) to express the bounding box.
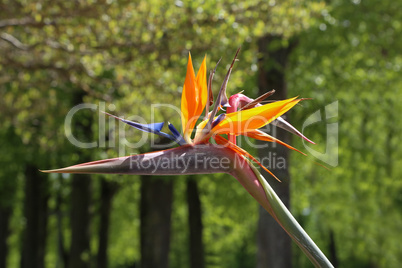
top-left (1, 0), bottom-right (401, 267)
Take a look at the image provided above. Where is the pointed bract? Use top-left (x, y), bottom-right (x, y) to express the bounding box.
top-left (43, 144), bottom-right (236, 175)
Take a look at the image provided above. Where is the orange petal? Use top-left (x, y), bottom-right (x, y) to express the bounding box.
top-left (244, 130), bottom-right (306, 156)
top-left (213, 97), bottom-right (300, 135)
top-left (196, 55), bottom-right (208, 113)
top-left (181, 54), bottom-right (208, 143)
top-left (214, 135), bottom-right (280, 182)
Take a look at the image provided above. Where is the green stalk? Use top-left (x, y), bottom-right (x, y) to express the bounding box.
top-left (241, 162), bottom-right (334, 268)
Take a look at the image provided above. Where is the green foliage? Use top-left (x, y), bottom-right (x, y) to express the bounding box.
top-left (108, 176), bottom-right (141, 266)
top-left (288, 0), bottom-right (402, 266)
top-left (2, 0), bottom-right (401, 267)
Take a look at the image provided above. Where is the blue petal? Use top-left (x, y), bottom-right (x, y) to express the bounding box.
top-left (211, 114), bottom-right (226, 129)
top-left (103, 112), bottom-right (180, 145)
top-left (168, 122), bottom-right (187, 145)
top-left (222, 102), bottom-right (231, 108)
top-left (122, 120), bottom-right (164, 133)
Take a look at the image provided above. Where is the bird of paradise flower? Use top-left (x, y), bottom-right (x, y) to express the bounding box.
top-left (43, 49), bottom-right (333, 268)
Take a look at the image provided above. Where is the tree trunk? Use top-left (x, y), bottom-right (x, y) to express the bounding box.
top-left (0, 127), bottom-right (20, 268)
top-left (140, 176), bottom-right (173, 268)
top-left (0, 204), bottom-right (12, 268)
top-left (328, 229), bottom-right (339, 267)
top-left (186, 178), bottom-right (205, 268)
top-left (21, 164), bottom-right (49, 268)
top-left (256, 35), bottom-right (295, 268)
top-left (97, 178), bottom-right (119, 268)
top-left (68, 89), bottom-right (93, 268)
top-left (56, 178), bottom-right (68, 268)
top-left (68, 174), bottom-right (91, 268)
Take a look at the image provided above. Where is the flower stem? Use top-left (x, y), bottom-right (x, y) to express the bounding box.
top-left (232, 160), bottom-right (334, 268)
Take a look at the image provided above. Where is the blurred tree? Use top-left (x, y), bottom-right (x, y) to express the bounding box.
top-left (187, 178), bottom-right (205, 268)
top-left (140, 138), bottom-right (174, 268)
top-left (97, 178), bottom-right (119, 268)
top-left (140, 177), bottom-right (173, 268)
top-left (68, 90), bottom-right (93, 268)
top-left (69, 174), bottom-right (91, 268)
top-left (21, 165), bottom-right (49, 268)
top-left (0, 126), bottom-right (22, 268)
top-left (256, 34), bottom-right (296, 268)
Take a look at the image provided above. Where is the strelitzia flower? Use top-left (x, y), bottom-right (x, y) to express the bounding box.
top-left (43, 49), bottom-right (333, 268)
